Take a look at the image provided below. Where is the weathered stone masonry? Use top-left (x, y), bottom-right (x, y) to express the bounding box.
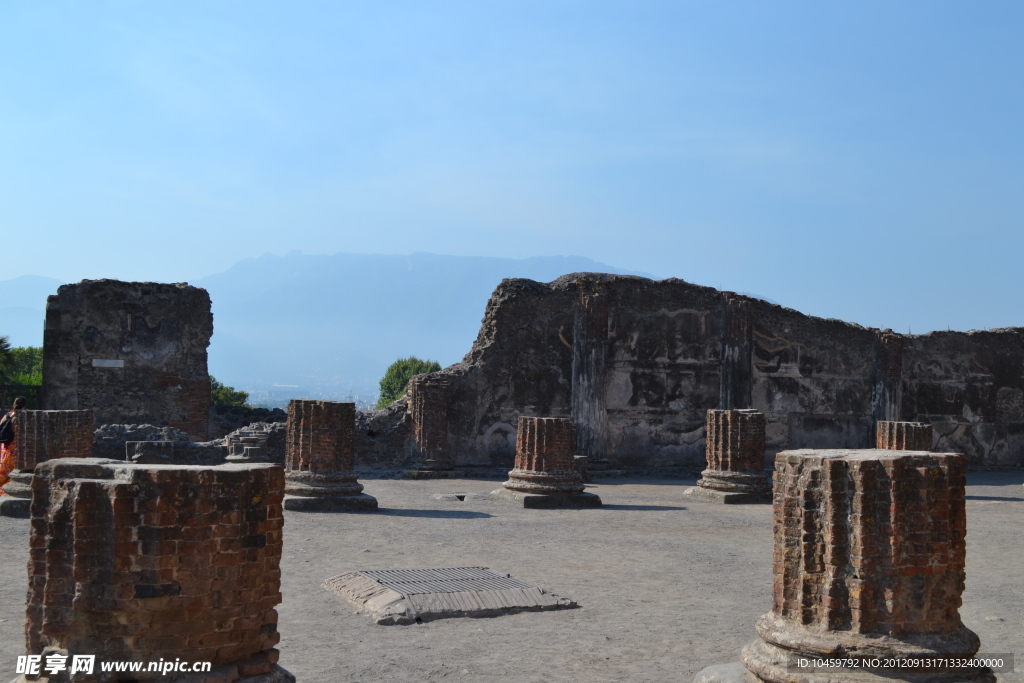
top-left (684, 409), bottom-right (771, 504)
top-left (22, 459), bottom-right (291, 681)
top-left (738, 449), bottom-right (990, 682)
top-left (876, 420), bottom-right (933, 451)
top-left (695, 448), bottom-right (992, 683)
top-left (494, 416), bottom-right (600, 508)
top-left (408, 375), bottom-right (451, 470)
top-left (285, 399), bottom-right (377, 511)
top-left (41, 280), bottom-right (213, 440)
top-left (360, 275), bottom-right (1024, 470)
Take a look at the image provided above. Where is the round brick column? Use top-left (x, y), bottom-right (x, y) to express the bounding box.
top-left (408, 375), bottom-right (451, 470)
top-left (493, 417), bottom-right (600, 507)
top-left (739, 449), bottom-right (992, 683)
top-left (19, 458), bottom-right (293, 682)
top-left (876, 420), bottom-right (933, 451)
top-left (284, 400), bottom-right (376, 511)
top-left (0, 410), bottom-right (94, 518)
top-left (503, 417), bottom-right (583, 494)
top-left (700, 409), bottom-right (770, 493)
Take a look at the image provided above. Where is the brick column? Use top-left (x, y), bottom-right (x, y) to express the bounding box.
top-left (0, 410), bottom-right (94, 518)
top-left (684, 409), bottom-right (770, 504)
top-left (734, 449), bottom-right (991, 683)
top-left (16, 458), bottom-right (293, 682)
top-left (408, 375), bottom-right (451, 470)
top-left (284, 400), bottom-right (377, 511)
top-left (876, 420), bottom-right (933, 451)
top-left (493, 417), bottom-right (601, 508)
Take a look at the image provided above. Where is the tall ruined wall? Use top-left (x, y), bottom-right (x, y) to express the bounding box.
top-left (41, 280), bottom-right (213, 440)
top-left (357, 274), bottom-right (1024, 470)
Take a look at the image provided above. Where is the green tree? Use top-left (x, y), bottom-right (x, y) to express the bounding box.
top-left (211, 376), bottom-right (250, 407)
top-left (376, 357), bottom-right (441, 409)
top-left (0, 336), bottom-right (12, 377)
top-left (1, 346), bottom-right (43, 385)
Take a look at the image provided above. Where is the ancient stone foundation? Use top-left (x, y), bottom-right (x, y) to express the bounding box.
top-left (408, 375), bottom-right (451, 470)
top-left (492, 417), bottom-right (601, 508)
top-left (17, 458), bottom-right (293, 682)
top-left (694, 448), bottom-right (993, 683)
top-left (284, 399), bottom-right (377, 511)
top-left (683, 409), bottom-right (770, 504)
top-left (0, 409), bottom-right (93, 518)
top-left (876, 420), bottom-right (933, 451)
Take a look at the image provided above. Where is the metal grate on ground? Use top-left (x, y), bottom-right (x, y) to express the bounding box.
top-left (323, 566), bottom-right (577, 624)
top-left (358, 567), bottom-right (536, 595)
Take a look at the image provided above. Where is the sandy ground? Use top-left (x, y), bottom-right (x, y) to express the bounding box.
top-left (1, 471), bottom-right (1021, 682)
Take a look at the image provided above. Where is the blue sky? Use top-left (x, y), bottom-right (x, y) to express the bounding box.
top-left (1, 1), bottom-right (1022, 333)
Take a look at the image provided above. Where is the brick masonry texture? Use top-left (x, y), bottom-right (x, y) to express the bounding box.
top-left (357, 274), bottom-right (1024, 471)
top-left (876, 420), bottom-right (934, 451)
top-left (503, 417), bottom-right (584, 495)
top-left (705, 409), bottom-right (765, 473)
top-left (739, 448), bottom-right (988, 682)
top-left (408, 375), bottom-right (450, 467)
top-left (41, 280), bottom-right (212, 440)
top-left (10, 410), bottom-right (94, 472)
top-left (699, 409), bottom-right (770, 494)
top-left (25, 459), bottom-right (284, 677)
top-left (285, 400), bottom-right (365, 498)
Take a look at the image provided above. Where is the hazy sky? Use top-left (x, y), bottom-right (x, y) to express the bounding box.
top-left (2, 1), bottom-right (1022, 333)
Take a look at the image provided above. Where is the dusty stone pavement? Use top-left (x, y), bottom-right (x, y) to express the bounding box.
top-left (1, 472), bottom-right (1021, 682)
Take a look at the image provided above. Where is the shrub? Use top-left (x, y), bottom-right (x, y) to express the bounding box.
top-left (376, 357), bottom-right (441, 409)
top-left (211, 376), bottom-right (250, 407)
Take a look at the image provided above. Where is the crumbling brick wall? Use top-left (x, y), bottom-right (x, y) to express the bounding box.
top-left (26, 458), bottom-right (284, 678)
top-left (358, 274), bottom-right (1024, 469)
top-left (41, 280), bottom-right (213, 440)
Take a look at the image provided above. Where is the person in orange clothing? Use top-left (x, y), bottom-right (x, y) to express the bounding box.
top-left (0, 396), bottom-right (27, 493)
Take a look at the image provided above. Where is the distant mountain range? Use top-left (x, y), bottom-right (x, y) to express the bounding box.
top-left (197, 252), bottom-right (651, 400)
top-left (0, 253), bottom-right (650, 401)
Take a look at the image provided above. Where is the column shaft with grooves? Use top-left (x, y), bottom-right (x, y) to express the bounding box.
top-left (20, 458), bottom-right (291, 682)
top-left (409, 376), bottom-right (451, 469)
top-left (876, 421), bottom-right (933, 451)
top-left (284, 400), bottom-right (376, 511)
top-left (739, 449), bottom-right (991, 683)
top-left (503, 417), bottom-right (583, 494)
top-left (699, 409), bottom-right (770, 494)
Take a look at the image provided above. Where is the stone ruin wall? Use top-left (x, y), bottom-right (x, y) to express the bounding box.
top-left (358, 273), bottom-right (1024, 470)
top-left (41, 279), bottom-right (213, 440)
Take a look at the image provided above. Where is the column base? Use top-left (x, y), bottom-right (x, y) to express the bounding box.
top-left (0, 496), bottom-right (30, 518)
top-left (681, 486), bottom-right (771, 505)
top-left (490, 488), bottom-right (602, 509)
top-left (739, 614), bottom-right (995, 683)
top-left (283, 494), bottom-right (378, 512)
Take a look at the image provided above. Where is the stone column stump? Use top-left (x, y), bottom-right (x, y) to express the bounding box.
top-left (683, 409), bottom-right (771, 504)
top-left (0, 409), bottom-right (94, 518)
top-left (284, 399), bottom-right (377, 511)
top-left (408, 375), bottom-right (452, 471)
top-left (876, 420), bottom-right (933, 451)
top-left (694, 449), bottom-right (994, 683)
top-left (12, 458), bottom-right (294, 683)
top-left (492, 416), bottom-right (601, 508)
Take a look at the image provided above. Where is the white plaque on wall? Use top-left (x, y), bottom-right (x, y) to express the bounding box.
top-left (92, 359), bottom-right (125, 368)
